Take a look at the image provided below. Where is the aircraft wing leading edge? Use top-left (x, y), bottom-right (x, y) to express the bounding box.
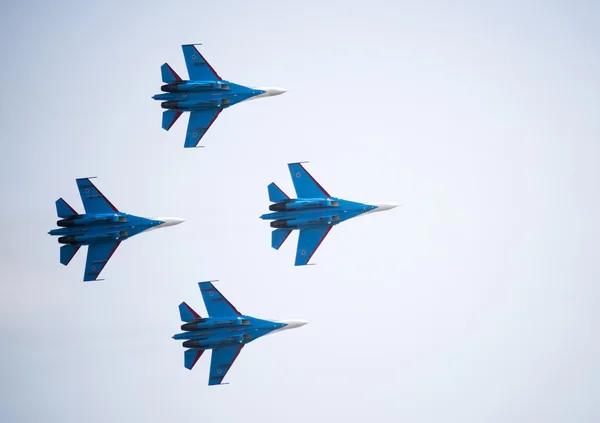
top-left (287, 163), bottom-right (331, 198)
top-left (84, 241), bottom-right (121, 281)
top-left (199, 282), bottom-right (241, 317)
top-left (209, 344), bottom-right (244, 385)
top-left (76, 178), bottom-right (119, 214)
top-left (295, 226), bottom-right (333, 266)
top-left (184, 348), bottom-right (205, 370)
top-left (184, 109), bottom-right (222, 148)
top-left (182, 44), bottom-right (221, 81)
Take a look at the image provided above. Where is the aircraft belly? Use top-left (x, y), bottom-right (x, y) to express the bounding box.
top-left (266, 209), bottom-right (343, 223)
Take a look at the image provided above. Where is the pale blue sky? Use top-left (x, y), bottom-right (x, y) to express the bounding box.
top-left (0, 1), bottom-right (599, 422)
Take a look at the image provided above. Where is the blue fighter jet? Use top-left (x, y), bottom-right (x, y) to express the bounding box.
top-left (153, 44), bottom-right (287, 148)
top-left (48, 178), bottom-right (185, 281)
top-left (173, 281), bottom-right (308, 386)
top-left (261, 163), bottom-right (399, 266)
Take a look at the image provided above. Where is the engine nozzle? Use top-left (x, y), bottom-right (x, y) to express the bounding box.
top-left (269, 202), bottom-right (289, 212)
top-left (161, 101), bottom-right (180, 109)
top-left (182, 340), bottom-right (203, 349)
top-left (161, 83), bottom-right (182, 92)
top-left (58, 236), bottom-right (76, 244)
top-left (270, 220), bottom-right (289, 229)
top-left (57, 218), bottom-right (75, 227)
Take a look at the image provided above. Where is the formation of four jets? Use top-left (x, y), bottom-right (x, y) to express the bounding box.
top-left (48, 44), bottom-right (398, 385)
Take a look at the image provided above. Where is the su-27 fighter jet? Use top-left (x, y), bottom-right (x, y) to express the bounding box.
top-left (261, 163), bottom-right (399, 266)
top-left (173, 281), bottom-right (308, 386)
top-left (153, 44), bottom-right (286, 148)
top-left (48, 178), bottom-right (185, 281)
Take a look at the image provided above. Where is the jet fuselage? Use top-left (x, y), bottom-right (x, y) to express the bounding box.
top-left (153, 81), bottom-right (268, 112)
top-left (48, 213), bottom-right (182, 245)
top-left (260, 197), bottom-right (377, 230)
top-left (173, 316), bottom-right (289, 350)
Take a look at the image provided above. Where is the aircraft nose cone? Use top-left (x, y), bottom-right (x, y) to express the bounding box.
top-left (157, 217), bottom-right (186, 227)
top-left (256, 87), bottom-right (287, 96)
top-left (270, 87), bottom-right (287, 96)
top-left (169, 217), bottom-right (186, 226)
top-left (374, 203), bottom-right (399, 212)
top-left (285, 319), bottom-right (309, 329)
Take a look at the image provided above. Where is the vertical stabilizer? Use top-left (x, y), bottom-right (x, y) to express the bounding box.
top-left (56, 198), bottom-right (78, 218)
top-left (272, 228), bottom-right (292, 250)
top-left (179, 302), bottom-right (201, 322)
top-left (184, 348), bottom-right (205, 370)
top-left (60, 245), bottom-right (80, 266)
top-left (162, 110), bottom-right (183, 131)
top-left (161, 63), bottom-right (182, 83)
top-left (268, 183), bottom-right (289, 202)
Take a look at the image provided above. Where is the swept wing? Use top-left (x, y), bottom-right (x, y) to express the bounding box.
top-left (287, 163), bottom-right (331, 198)
top-left (209, 344), bottom-right (244, 386)
top-left (295, 226), bottom-right (333, 266)
top-left (84, 241), bottom-right (121, 281)
top-left (182, 44), bottom-right (222, 81)
top-left (76, 178), bottom-right (119, 214)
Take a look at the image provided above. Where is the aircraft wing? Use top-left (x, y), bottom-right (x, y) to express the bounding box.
top-left (295, 226), bottom-right (333, 266)
top-left (84, 241), bottom-right (121, 281)
top-left (184, 109), bottom-right (222, 148)
top-left (76, 178), bottom-right (119, 214)
top-left (288, 163), bottom-right (331, 198)
top-left (209, 344), bottom-right (244, 386)
top-left (199, 281), bottom-right (241, 317)
top-left (182, 44), bottom-right (222, 81)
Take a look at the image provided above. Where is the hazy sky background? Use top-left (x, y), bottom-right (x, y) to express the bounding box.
top-left (0, 1), bottom-right (599, 422)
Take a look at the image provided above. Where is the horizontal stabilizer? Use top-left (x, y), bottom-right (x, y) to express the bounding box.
top-left (272, 228), bottom-right (292, 250)
top-left (179, 301), bottom-right (201, 322)
top-left (268, 183), bottom-right (289, 202)
top-left (161, 63), bottom-right (182, 83)
top-left (162, 110), bottom-right (183, 131)
top-left (56, 198), bottom-right (78, 218)
top-left (60, 244), bottom-right (80, 266)
top-left (184, 348), bottom-right (205, 370)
